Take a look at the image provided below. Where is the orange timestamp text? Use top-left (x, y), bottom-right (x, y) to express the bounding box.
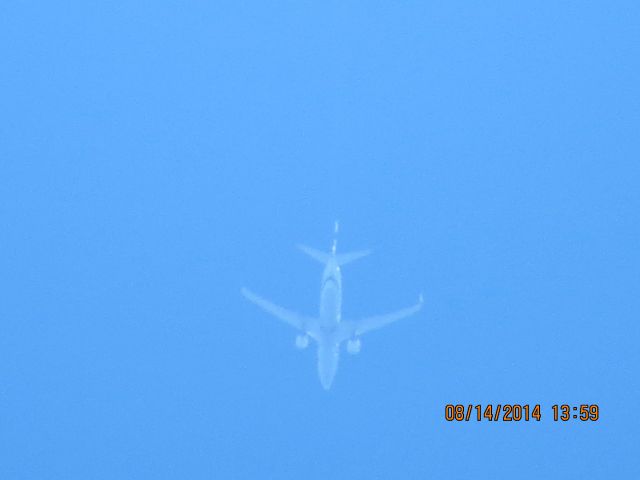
top-left (444, 404), bottom-right (600, 422)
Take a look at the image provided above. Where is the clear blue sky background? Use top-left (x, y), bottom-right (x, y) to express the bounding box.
top-left (2, 2), bottom-right (639, 479)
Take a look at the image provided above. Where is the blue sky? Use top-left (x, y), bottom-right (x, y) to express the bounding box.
top-left (1, 2), bottom-right (639, 478)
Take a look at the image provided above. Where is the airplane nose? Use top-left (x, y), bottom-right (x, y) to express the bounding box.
top-left (320, 375), bottom-right (333, 390)
top-left (317, 344), bottom-right (339, 390)
top-left (318, 362), bottom-right (337, 390)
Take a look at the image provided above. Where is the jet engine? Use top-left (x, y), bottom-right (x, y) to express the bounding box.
top-left (295, 334), bottom-right (309, 349)
top-left (347, 338), bottom-right (361, 354)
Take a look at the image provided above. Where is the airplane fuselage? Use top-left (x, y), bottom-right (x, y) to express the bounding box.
top-left (317, 259), bottom-right (342, 389)
top-left (319, 259), bottom-right (342, 327)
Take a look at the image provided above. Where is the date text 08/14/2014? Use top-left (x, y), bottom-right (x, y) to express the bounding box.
top-left (444, 404), bottom-right (600, 422)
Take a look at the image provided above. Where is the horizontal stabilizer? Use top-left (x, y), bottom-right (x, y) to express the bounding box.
top-left (297, 244), bottom-right (332, 264)
top-left (334, 249), bottom-right (372, 266)
top-left (297, 244), bottom-right (372, 266)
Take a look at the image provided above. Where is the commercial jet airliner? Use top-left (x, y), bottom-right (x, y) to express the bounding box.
top-left (241, 222), bottom-right (423, 390)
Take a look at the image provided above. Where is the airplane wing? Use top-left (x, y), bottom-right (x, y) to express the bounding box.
top-left (338, 294), bottom-right (424, 339)
top-left (241, 287), bottom-right (315, 333)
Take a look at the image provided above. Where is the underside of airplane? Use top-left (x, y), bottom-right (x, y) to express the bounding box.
top-left (242, 223), bottom-right (423, 389)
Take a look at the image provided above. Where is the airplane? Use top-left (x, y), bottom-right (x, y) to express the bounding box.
top-left (241, 221), bottom-right (424, 390)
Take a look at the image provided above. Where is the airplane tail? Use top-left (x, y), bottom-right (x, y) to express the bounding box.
top-left (297, 221), bottom-right (371, 267)
top-left (297, 244), bottom-right (333, 264)
top-left (297, 244), bottom-right (372, 266)
top-left (334, 249), bottom-right (373, 266)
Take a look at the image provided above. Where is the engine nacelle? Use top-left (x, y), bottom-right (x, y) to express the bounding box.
top-left (295, 334), bottom-right (309, 349)
top-left (347, 338), bottom-right (361, 354)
